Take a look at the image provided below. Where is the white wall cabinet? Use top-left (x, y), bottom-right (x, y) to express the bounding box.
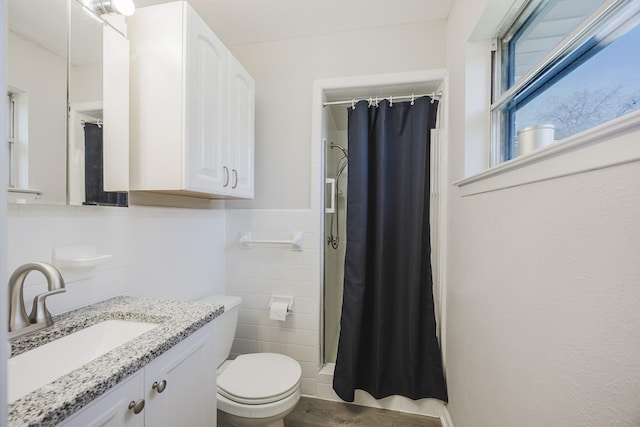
top-left (59, 322), bottom-right (216, 427)
top-left (129, 1), bottom-right (254, 199)
top-left (227, 55), bottom-right (255, 199)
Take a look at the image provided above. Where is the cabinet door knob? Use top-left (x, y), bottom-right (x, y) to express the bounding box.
top-left (232, 169), bottom-right (238, 189)
top-left (223, 166), bottom-right (229, 187)
top-left (152, 380), bottom-right (167, 393)
top-left (128, 399), bottom-right (145, 414)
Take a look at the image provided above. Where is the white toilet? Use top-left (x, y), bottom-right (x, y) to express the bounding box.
top-left (199, 295), bottom-right (302, 427)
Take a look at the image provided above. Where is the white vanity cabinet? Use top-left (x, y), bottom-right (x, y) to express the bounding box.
top-left (144, 323), bottom-right (216, 426)
top-left (59, 371), bottom-right (145, 427)
top-left (59, 322), bottom-right (216, 427)
top-left (129, 1), bottom-right (254, 199)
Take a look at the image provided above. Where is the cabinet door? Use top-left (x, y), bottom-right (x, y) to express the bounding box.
top-left (144, 323), bottom-right (216, 427)
top-left (59, 371), bottom-right (145, 427)
top-left (184, 4), bottom-right (229, 194)
top-left (128, 1), bottom-right (185, 191)
top-left (228, 55), bottom-right (255, 199)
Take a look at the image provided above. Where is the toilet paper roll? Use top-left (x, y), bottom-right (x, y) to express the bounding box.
top-left (269, 301), bottom-right (289, 321)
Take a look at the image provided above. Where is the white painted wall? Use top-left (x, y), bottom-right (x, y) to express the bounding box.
top-left (1, 0), bottom-right (9, 421)
top-left (70, 61), bottom-right (103, 105)
top-left (7, 204), bottom-right (227, 316)
top-left (226, 20), bottom-right (447, 209)
top-left (445, 1), bottom-right (640, 426)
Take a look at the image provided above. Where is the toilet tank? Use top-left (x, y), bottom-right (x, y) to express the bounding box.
top-left (198, 295), bottom-right (242, 368)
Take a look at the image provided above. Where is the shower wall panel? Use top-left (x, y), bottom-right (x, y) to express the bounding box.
top-left (324, 128), bottom-right (348, 363)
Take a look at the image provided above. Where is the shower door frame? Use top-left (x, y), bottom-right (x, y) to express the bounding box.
top-left (312, 69), bottom-right (451, 371)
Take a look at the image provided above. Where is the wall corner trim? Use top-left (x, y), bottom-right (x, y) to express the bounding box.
top-left (441, 405), bottom-right (455, 427)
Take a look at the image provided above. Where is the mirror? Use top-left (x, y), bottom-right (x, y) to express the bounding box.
top-left (68, 0), bottom-right (129, 207)
top-left (6, 0), bottom-right (130, 206)
top-left (7, 0), bottom-right (68, 204)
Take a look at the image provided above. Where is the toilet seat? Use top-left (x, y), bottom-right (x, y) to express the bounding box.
top-left (217, 353), bottom-right (302, 405)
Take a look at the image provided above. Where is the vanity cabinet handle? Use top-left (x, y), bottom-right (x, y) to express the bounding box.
top-left (223, 166), bottom-right (230, 187)
top-left (232, 169), bottom-right (238, 189)
top-left (128, 399), bottom-right (145, 414)
top-left (152, 380), bottom-right (167, 393)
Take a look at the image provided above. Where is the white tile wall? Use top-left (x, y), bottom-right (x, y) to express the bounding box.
top-left (7, 203), bottom-right (227, 315)
top-left (225, 209), bottom-right (321, 395)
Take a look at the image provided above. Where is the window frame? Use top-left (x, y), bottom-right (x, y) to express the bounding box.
top-left (7, 92), bottom-right (15, 188)
top-left (490, 0), bottom-right (640, 166)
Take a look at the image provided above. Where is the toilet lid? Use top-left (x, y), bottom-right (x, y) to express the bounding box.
top-left (217, 353), bottom-right (302, 404)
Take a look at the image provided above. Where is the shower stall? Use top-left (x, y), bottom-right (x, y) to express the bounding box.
top-left (319, 77), bottom-right (447, 371)
top-left (323, 136), bottom-right (348, 364)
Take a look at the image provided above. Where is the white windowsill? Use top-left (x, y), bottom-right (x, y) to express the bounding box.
top-left (455, 109), bottom-right (640, 196)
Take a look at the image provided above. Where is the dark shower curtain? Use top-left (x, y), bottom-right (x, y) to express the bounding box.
top-left (333, 96), bottom-right (448, 402)
top-left (84, 123), bottom-right (128, 206)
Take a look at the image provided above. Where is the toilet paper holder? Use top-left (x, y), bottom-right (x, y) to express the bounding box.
top-left (268, 295), bottom-right (294, 314)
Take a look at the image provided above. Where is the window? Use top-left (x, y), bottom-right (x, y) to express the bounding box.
top-left (492, 0), bottom-right (640, 164)
top-left (7, 92), bottom-right (15, 188)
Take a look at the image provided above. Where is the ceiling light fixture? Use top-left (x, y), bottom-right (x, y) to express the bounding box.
top-left (92, 0), bottom-right (135, 16)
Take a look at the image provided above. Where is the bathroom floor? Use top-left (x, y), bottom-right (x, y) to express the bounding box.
top-left (223, 396), bottom-right (441, 427)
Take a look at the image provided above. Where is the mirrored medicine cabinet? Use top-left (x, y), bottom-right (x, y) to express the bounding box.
top-left (6, 0), bottom-right (130, 206)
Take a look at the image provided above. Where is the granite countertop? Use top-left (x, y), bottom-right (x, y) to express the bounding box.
top-left (8, 296), bottom-right (224, 427)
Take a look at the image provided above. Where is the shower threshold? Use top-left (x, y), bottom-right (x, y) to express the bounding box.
top-left (319, 362), bottom-right (335, 376)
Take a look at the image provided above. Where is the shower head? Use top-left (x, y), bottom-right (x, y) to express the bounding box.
top-left (330, 142), bottom-right (348, 158)
top-left (331, 142), bottom-right (348, 179)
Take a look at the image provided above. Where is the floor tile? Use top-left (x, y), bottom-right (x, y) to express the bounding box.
top-left (218, 396), bottom-right (443, 426)
top-left (284, 397), bottom-right (443, 427)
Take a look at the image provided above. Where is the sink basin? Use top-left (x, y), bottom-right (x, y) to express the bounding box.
top-left (8, 319), bottom-right (158, 403)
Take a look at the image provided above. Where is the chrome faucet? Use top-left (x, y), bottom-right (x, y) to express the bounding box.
top-left (8, 262), bottom-right (66, 339)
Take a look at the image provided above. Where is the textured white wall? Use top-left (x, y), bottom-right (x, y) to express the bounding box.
top-left (447, 163), bottom-right (640, 426)
top-left (226, 20), bottom-right (447, 209)
top-left (445, 0), bottom-right (640, 426)
top-left (7, 204), bottom-right (227, 315)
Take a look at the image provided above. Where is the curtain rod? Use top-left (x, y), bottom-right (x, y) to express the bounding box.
top-left (322, 91), bottom-right (443, 107)
top-left (80, 118), bottom-right (103, 128)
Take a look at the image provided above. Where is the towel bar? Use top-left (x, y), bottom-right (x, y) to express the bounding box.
top-left (239, 231), bottom-right (303, 251)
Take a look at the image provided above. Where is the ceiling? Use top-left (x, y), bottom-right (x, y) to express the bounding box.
top-left (132, 0), bottom-right (455, 131)
top-left (133, 0), bottom-right (455, 46)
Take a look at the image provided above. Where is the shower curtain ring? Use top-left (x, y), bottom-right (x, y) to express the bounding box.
top-left (389, 96), bottom-right (393, 107)
top-left (411, 94), bottom-right (415, 105)
top-left (368, 98), bottom-right (373, 108)
top-left (351, 99), bottom-right (356, 110)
